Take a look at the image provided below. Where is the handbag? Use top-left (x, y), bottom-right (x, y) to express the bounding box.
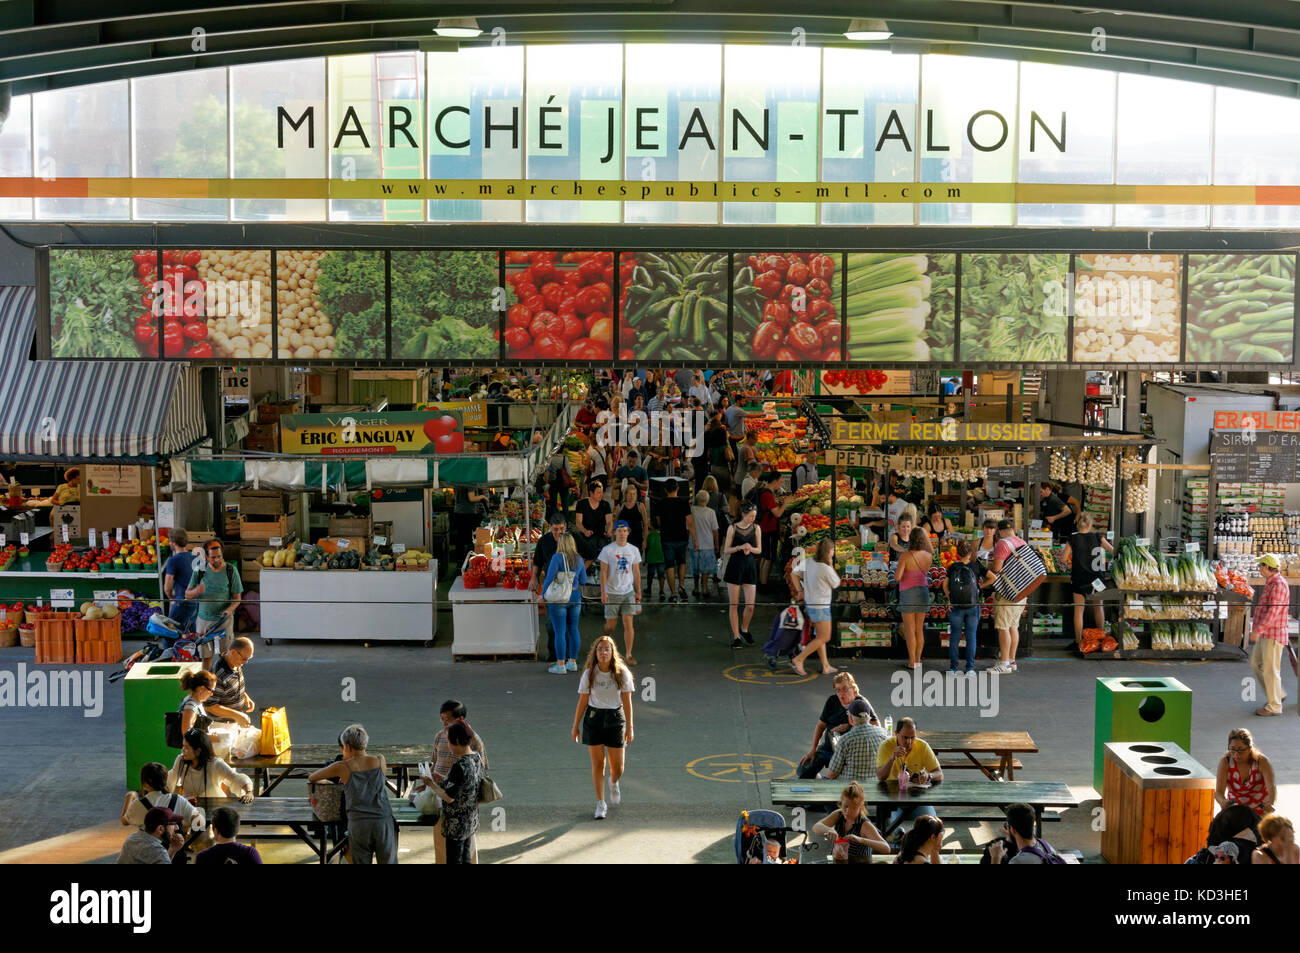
top-left (993, 542), bottom-right (1047, 602)
top-left (165, 702), bottom-right (211, 748)
top-left (543, 554), bottom-right (575, 603)
top-left (479, 772), bottom-right (503, 804)
top-left (258, 706), bottom-right (291, 756)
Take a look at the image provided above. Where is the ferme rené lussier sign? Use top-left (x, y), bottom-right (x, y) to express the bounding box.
top-left (275, 103), bottom-right (1068, 160)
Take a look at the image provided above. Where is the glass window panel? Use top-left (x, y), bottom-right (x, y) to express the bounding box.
top-left (33, 81), bottom-right (130, 220)
top-left (391, 251), bottom-right (500, 360)
top-left (525, 45), bottom-right (622, 223)
top-left (1186, 253), bottom-right (1294, 363)
top-left (277, 250), bottom-right (370, 359)
top-left (0, 94), bottom-right (32, 220)
top-left (960, 253), bottom-right (1069, 361)
top-left (49, 248), bottom-right (152, 357)
top-left (918, 56), bottom-right (1016, 226)
top-left (1115, 75), bottom-right (1211, 227)
top-left (503, 251), bottom-right (614, 360)
top-left (723, 45), bottom-right (820, 225)
top-left (1073, 254), bottom-right (1181, 363)
top-left (621, 251), bottom-right (727, 361)
top-left (133, 69), bottom-right (228, 221)
top-left (328, 53), bottom-right (425, 223)
top-left (426, 47), bottom-right (524, 223)
top-left (231, 59), bottom-right (327, 222)
top-left (623, 44), bottom-right (721, 225)
top-left (821, 49), bottom-right (918, 226)
top-left (1017, 63), bottom-right (1114, 227)
top-left (1212, 87), bottom-right (1300, 228)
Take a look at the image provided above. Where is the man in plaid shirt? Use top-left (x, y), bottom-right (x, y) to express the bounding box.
top-left (1251, 555), bottom-right (1290, 716)
top-left (824, 700), bottom-right (888, 782)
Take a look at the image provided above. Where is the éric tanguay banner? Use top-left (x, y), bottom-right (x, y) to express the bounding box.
top-left (9, 178), bottom-right (1300, 205)
top-left (280, 411), bottom-right (464, 455)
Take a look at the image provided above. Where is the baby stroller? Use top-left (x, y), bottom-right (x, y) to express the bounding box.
top-left (108, 613), bottom-right (222, 682)
top-left (735, 809), bottom-right (813, 864)
top-left (762, 604), bottom-right (809, 670)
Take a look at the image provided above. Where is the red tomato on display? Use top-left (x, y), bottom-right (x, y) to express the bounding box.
top-left (533, 334), bottom-right (567, 359)
top-left (587, 318), bottom-right (613, 345)
top-left (558, 314), bottom-right (585, 342)
top-left (567, 338), bottom-right (611, 361)
top-left (528, 311), bottom-right (561, 340)
top-left (504, 327), bottom-right (531, 353)
top-left (507, 304), bottom-right (532, 328)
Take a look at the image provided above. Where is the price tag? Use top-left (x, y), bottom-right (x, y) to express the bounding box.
top-left (50, 587), bottom-right (74, 608)
top-left (1128, 599), bottom-right (1143, 613)
top-left (337, 538), bottom-right (350, 549)
top-left (19, 532), bottom-right (29, 547)
top-left (93, 589), bottom-right (116, 608)
top-left (0, 534), bottom-right (6, 548)
top-left (1106, 531), bottom-right (1114, 540)
top-left (1136, 537), bottom-right (1151, 546)
top-left (1091, 578), bottom-right (1105, 593)
top-left (115, 527), bottom-right (123, 543)
top-left (269, 537), bottom-right (283, 548)
top-left (1203, 600), bottom-right (1216, 614)
top-left (373, 535), bottom-right (387, 547)
top-left (89, 529), bottom-right (97, 548)
top-left (1220, 603), bottom-right (1229, 620)
top-left (392, 543), bottom-right (407, 555)
top-left (1030, 519), bottom-right (1043, 530)
top-left (845, 564), bottom-right (860, 577)
top-left (1185, 541), bottom-right (1200, 552)
top-left (61, 524), bottom-right (69, 543)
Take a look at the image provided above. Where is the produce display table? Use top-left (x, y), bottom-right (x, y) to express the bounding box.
top-left (448, 577), bottom-right (539, 659)
top-left (258, 566), bottom-right (436, 643)
top-left (0, 551), bottom-right (162, 603)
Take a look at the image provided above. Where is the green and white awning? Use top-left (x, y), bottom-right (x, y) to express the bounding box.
top-left (172, 454), bottom-right (524, 490)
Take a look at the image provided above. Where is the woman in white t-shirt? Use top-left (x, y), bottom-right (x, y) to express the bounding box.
top-left (168, 729), bottom-right (253, 802)
top-left (572, 636), bottom-right (635, 820)
top-left (789, 539), bottom-right (842, 677)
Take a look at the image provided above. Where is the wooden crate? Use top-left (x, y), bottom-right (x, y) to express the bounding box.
top-left (328, 516), bottom-right (371, 537)
top-left (239, 557), bottom-right (264, 582)
top-left (239, 492), bottom-right (297, 517)
top-left (238, 514), bottom-right (290, 541)
top-left (256, 400), bottom-right (301, 423)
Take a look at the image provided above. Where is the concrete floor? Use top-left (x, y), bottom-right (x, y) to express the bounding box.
top-left (2, 594), bottom-right (1298, 864)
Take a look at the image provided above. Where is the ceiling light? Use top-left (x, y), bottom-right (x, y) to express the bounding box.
top-left (434, 17), bottom-right (482, 38)
top-left (844, 18), bottom-right (892, 41)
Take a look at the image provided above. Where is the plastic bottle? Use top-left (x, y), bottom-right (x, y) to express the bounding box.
top-left (884, 714), bottom-right (893, 736)
top-left (898, 759), bottom-right (910, 790)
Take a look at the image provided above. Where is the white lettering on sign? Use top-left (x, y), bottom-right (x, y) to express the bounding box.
top-left (392, 543), bottom-right (407, 554)
top-left (337, 538), bottom-right (350, 549)
top-left (269, 537), bottom-right (283, 548)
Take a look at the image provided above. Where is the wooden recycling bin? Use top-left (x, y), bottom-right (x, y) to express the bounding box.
top-left (1101, 741), bottom-right (1214, 865)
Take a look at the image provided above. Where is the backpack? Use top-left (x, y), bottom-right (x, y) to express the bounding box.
top-left (196, 563), bottom-right (236, 595)
top-left (1017, 839), bottom-right (1067, 864)
top-left (947, 561), bottom-right (980, 608)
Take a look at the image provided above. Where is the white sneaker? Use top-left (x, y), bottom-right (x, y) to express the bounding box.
top-left (1009, 660), bottom-right (1018, 672)
top-left (594, 800), bottom-right (608, 820)
top-left (989, 662), bottom-right (1012, 674)
top-left (610, 780), bottom-right (621, 805)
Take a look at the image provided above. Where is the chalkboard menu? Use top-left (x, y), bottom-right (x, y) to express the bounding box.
top-left (1211, 430), bottom-right (1300, 482)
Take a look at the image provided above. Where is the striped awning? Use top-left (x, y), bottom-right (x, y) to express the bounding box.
top-left (0, 286), bottom-right (206, 461)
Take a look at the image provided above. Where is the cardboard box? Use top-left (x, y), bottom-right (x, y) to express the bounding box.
top-left (50, 504), bottom-right (81, 539)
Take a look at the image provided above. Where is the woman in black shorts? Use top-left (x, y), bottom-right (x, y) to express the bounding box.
top-left (572, 635), bottom-right (634, 820)
top-left (1067, 512), bottom-right (1114, 638)
top-left (722, 500), bottom-right (761, 649)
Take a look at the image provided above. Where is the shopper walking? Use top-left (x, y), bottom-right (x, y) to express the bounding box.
top-left (897, 528), bottom-right (933, 670)
top-left (572, 635), bottom-right (635, 820)
top-left (616, 485), bottom-right (648, 556)
top-left (655, 478), bottom-right (692, 602)
top-left (755, 471), bottom-right (787, 588)
top-left (689, 490), bottom-right (720, 598)
top-left (1251, 554), bottom-right (1290, 716)
top-left (574, 480), bottom-right (613, 564)
top-left (599, 521), bottom-right (643, 665)
top-left (789, 538), bottom-right (842, 676)
top-left (987, 520), bottom-right (1029, 674)
top-left (722, 501), bottom-right (761, 648)
top-left (543, 533), bottom-right (587, 675)
top-left (185, 539), bottom-right (242, 669)
top-left (163, 527), bottom-right (198, 631)
top-left (943, 539), bottom-right (982, 675)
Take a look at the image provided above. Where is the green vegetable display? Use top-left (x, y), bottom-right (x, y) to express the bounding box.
top-left (313, 251), bottom-right (386, 359)
top-left (1186, 253), bottom-right (1295, 363)
top-left (392, 251), bottom-right (499, 360)
top-left (843, 253), bottom-right (954, 363)
top-left (959, 253), bottom-right (1069, 362)
top-left (49, 249), bottom-right (144, 358)
top-left (621, 252), bottom-right (727, 362)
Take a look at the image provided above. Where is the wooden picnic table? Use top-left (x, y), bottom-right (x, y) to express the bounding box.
top-left (197, 796), bottom-right (424, 863)
top-left (918, 730), bottom-right (1038, 781)
top-left (232, 744), bottom-right (430, 796)
top-left (770, 778), bottom-right (1077, 836)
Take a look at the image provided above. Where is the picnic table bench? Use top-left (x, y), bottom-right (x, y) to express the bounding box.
top-left (770, 778), bottom-right (1077, 836)
top-left (197, 796), bottom-right (424, 863)
top-left (918, 730), bottom-right (1037, 781)
top-left (232, 744), bottom-right (430, 796)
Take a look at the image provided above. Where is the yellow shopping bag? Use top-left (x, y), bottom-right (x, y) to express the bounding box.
top-left (259, 707), bottom-right (291, 756)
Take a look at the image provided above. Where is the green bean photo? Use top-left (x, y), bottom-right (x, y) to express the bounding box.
top-left (1186, 253), bottom-right (1295, 363)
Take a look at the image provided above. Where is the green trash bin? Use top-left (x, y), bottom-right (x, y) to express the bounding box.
top-left (1093, 676), bottom-right (1192, 792)
top-left (124, 660), bottom-right (202, 789)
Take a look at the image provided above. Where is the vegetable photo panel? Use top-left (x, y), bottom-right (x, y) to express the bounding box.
top-left (504, 251), bottom-right (615, 362)
top-left (49, 248), bottom-right (160, 359)
top-left (168, 249), bottom-right (273, 360)
top-left (1186, 253), bottom-right (1295, 363)
top-left (276, 250), bottom-right (377, 360)
top-left (620, 252), bottom-right (727, 363)
top-left (1073, 254), bottom-right (1181, 363)
top-left (844, 252), bottom-right (954, 363)
top-left (959, 253), bottom-right (1070, 362)
top-left (731, 252), bottom-right (841, 363)
top-left (390, 251), bottom-right (501, 361)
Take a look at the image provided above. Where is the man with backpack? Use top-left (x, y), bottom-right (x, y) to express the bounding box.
top-left (943, 540), bottom-right (990, 675)
top-left (989, 802), bottom-right (1067, 864)
top-left (185, 539), bottom-right (243, 670)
